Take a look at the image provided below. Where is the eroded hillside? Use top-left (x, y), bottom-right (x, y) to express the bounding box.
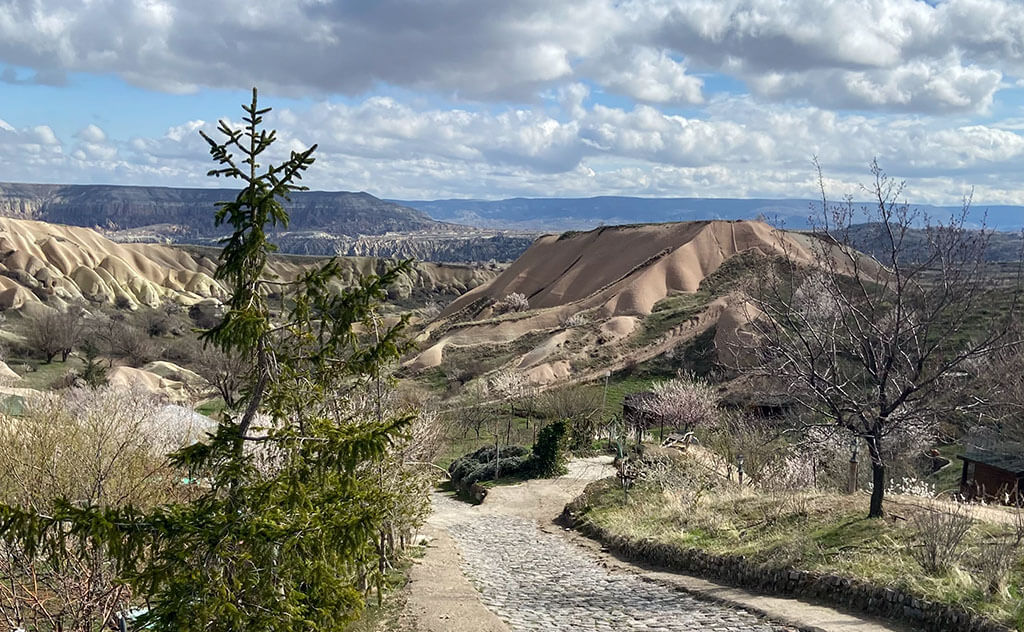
top-left (0, 217), bottom-right (498, 317)
top-left (407, 220), bottom-right (849, 387)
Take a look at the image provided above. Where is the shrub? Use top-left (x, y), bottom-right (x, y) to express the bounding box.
top-left (463, 456), bottom-right (531, 486)
top-left (972, 536), bottom-right (1020, 595)
top-left (449, 455), bottom-right (482, 486)
top-left (0, 386), bottom-right (188, 629)
top-left (91, 317), bottom-right (161, 367)
top-left (532, 420), bottom-right (570, 477)
top-left (136, 307), bottom-right (174, 337)
top-left (494, 292), bottom-right (529, 314)
top-left (909, 505), bottom-right (973, 574)
top-left (447, 445), bottom-right (532, 492)
top-left (560, 312), bottom-right (587, 328)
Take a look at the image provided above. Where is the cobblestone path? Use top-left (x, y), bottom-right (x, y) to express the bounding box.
top-left (441, 496), bottom-right (789, 632)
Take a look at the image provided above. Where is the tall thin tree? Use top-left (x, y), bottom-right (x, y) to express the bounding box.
top-left (0, 89), bottom-right (415, 630)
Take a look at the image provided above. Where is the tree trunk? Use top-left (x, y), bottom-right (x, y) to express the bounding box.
top-left (866, 433), bottom-right (885, 518)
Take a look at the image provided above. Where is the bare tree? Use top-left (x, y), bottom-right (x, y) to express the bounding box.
top-left (451, 381), bottom-right (492, 439)
top-left (90, 315), bottom-right (160, 367)
top-left (192, 344), bottom-right (248, 409)
top-left (540, 384), bottom-right (602, 449)
top-left (748, 161), bottom-right (1020, 518)
top-left (972, 339), bottom-right (1024, 444)
top-left (638, 372), bottom-right (719, 440)
top-left (25, 308), bottom-right (85, 363)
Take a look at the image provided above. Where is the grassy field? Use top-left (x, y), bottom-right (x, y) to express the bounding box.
top-left (6, 355), bottom-right (85, 390)
top-left (575, 463), bottom-right (1024, 629)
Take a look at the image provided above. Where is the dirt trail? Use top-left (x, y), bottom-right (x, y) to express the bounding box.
top-left (402, 457), bottom-right (914, 632)
top-left (402, 457), bottom-right (614, 632)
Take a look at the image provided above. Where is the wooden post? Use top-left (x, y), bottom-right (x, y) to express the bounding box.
top-left (847, 437), bottom-right (860, 494)
top-left (959, 457), bottom-right (970, 497)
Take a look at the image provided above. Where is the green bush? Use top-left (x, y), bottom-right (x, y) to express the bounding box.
top-left (447, 446), bottom-right (532, 492)
top-left (463, 456), bottom-right (531, 486)
top-left (532, 420), bottom-right (570, 477)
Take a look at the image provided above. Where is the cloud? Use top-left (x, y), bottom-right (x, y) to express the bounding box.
top-left (584, 46), bottom-right (705, 105)
top-left (0, 123), bottom-right (65, 179)
top-left (648, 0), bottom-right (1021, 112)
top-left (747, 56), bottom-right (1001, 113)
top-left (75, 124), bottom-right (106, 143)
top-left (4, 93), bottom-right (1022, 204)
top-left (0, 0), bottom-right (614, 100)
top-left (0, 0), bottom-right (1021, 112)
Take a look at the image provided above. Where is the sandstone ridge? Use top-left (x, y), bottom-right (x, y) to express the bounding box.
top-left (0, 217), bottom-right (498, 315)
top-left (410, 220), bottom-right (835, 386)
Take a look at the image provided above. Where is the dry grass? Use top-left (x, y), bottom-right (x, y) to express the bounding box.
top-left (576, 462), bottom-right (1024, 629)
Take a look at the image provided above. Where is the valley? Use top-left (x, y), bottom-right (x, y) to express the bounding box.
top-left (1, 203), bottom-right (1023, 632)
top-left (0, 182), bottom-right (536, 263)
top-left (3, 4), bottom-right (1024, 632)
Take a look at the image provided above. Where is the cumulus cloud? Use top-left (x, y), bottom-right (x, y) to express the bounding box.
top-left (4, 93), bottom-right (1022, 204)
top-left (649, 0), bottom-right (1024, 112)
top-left (584, 46), bottom-right (705, 105)
top-left (0, 0), bottom-right (614, 101)
top-left (75, 124), bottom-right (106, 143)
top-left (0, 0), bottom-right (1021, 112)
top-left (2, 0), bottom-right (1023, 200)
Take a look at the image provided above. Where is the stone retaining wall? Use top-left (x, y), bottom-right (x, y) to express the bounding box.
top-left (561, 500), bottom-right (1011, 632)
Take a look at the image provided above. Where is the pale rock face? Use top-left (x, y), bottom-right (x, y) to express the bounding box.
top-left (0, 361), bottom-right (21, 385)
top-left (412, 220), bottom-right (863, 386)
top-left (0, 218), bottom-right (231, 311)
top-left (0, 217), bottom-right (499, 317)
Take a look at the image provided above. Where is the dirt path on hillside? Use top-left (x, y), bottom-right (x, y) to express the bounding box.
top-left (402, 456), bottom-right (918, 632)
top-left (401, 457), bottom-right (795, 631)
top-left (401, 457), bottom-right (614, 632)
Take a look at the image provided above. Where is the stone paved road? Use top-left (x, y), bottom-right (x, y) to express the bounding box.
top-left (441, 495), bottom-right (790, 632)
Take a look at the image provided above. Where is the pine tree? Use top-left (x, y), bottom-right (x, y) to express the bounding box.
top-left (0, 89), bottom-right (414, 631)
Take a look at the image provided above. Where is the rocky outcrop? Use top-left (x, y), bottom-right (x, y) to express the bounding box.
top-left (274, 231), bottom-right (534, 262)
top-left (0, 217), bottom-right (499, 314)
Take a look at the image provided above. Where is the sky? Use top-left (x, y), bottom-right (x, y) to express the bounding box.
top-left (0, 0), bottom-right (1023, 204)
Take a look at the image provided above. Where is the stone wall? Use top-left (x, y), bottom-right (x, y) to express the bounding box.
top-left (561, 500), bottom-right (1011, 632)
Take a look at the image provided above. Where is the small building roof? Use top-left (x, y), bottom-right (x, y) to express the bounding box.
top-left (958, 451), bottom-right (1024, 476)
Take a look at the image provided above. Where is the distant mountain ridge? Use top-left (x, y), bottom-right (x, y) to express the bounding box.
top-left (0, 183), bottom-right (535, 263)
top-left (6, 184), bottom-right (1021, 264)
top-left (397, 196), bottom-right (1024, 232)
top-left (0, 182), bottom-right (445, 236)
